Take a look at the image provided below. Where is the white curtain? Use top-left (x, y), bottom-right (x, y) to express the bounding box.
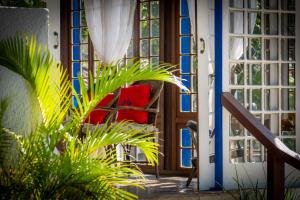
top-left (187, 0), bottom-right (196, 40)
top-left (230, 0), bottom-right (244, 60)
top-left (84, 0), bottom-right (136, 64)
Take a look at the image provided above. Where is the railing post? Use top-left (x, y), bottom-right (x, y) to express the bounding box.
top-left (267, 154), bottom-right (284, 200)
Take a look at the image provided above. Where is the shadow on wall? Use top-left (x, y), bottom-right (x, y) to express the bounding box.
top-left (0, 7), bottom-right (48, 135)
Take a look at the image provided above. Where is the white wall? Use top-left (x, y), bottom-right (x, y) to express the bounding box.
top-left (46, 0), bottom-right (60, 61)
top-left (0, 7), bottom-right (49, 135)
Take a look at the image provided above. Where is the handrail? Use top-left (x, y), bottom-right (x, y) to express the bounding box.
top-left (222, 92), bottom-right (300, 200)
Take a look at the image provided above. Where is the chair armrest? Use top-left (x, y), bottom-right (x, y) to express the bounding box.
top-left (117, 105), bottom-right (158, 113)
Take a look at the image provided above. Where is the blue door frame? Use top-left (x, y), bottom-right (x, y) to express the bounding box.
top-left (214, 0), bottom-right (223, 189)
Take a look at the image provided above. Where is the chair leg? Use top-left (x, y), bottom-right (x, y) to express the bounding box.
top-left (186, 158), bottom-right (198, 187)
top-left (186, 167), bottom-right (197, 187)
top-left (155, 163), bottom-right (159, 179)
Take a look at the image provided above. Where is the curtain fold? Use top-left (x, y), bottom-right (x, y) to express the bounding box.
top-left (84, 0), bottom-right (136, 64)
top-left (187, 0), bottom-right (196, 39)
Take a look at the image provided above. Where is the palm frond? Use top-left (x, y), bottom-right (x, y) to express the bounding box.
top-left (84, 121), bottom-right (159, 165)
top-left (70, 59), bottom-right (188, 131)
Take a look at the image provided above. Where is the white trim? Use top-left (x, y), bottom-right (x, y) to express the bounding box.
top-left (197, 0), bottom-right (214, 190)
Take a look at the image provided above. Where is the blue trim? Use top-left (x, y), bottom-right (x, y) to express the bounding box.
top-left (214, 0), bottom-right (223, 189)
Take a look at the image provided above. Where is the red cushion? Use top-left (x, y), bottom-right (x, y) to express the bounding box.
top-left (85, 93), bottom-right (115, 124)
top-left (116, 84), bottom-right (151, 124)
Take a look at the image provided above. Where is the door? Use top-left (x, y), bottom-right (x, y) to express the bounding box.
top-left (222, 0), bottom-right (300, 189)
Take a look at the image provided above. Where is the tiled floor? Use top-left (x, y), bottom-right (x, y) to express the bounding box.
top-left (124, 175), bottom-right (235, 200)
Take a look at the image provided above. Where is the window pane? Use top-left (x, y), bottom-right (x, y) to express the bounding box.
top-left (180, 56), bottom-right (190, 73)
top-left (191, 55), bottom-right (197, 74)
top-left (140, 39), bottom-right (149, 57)
top-left (72, 62), bottom-right (80, 78)
top-left (72, 11), bottom-right (80, 27)
top-left (230, 63), bottom-right (244, 85)
top-left (150, 38), bottom-right (159, 56)
top-left (182, 75), bottom-right (191, 90)
top-left (264, 0), bottom-right (278, 9)
top-left (248, 0), bottom-right (261, 9)
top-left (150, 57), bottom-right (159, 65)
top-left (230, 115), bottom-right (244, 136)
top-left (180, 0), bottom-right (189, 16)
top-left (247, 38), bottom-right (262, 60)
top-left (72, 0), bottom-right (79, 10)
top-left (264, 89), bottom-right (279, 110)
top-left (248, 12), bottom-right (261, 34)
top-left (191, 94), bottom-right (197, 112)
top-left (264, 38), bottom-right (278, 60)
top-left (264, 13), bottom-right (278, 35)
top-left (283, 138), bottom-right (296, 151)
top-left (80, 44), bottom-right (88, 60)
top-left (81, 27), bottom-right (88, 43)
top-left (281, 89), bottom-right (295, 110)
top-left (181, 128), bottom-right (191, 147)
top-left (264, 114), bottom-right (279, 135)
top-left (72, 28), bottom-right (80, 45)
top-left (72, 45), bottom-right (80, 60)
top-left (281, 14), bottom-right (295, 36)
top-left (230, 0), bottom-right (244, 8)
top-left (181, 94), bottom-right (191, 112)
top-left (281, 0), bottom-right (295, 10)
top-left (140, 2), bottom-right (149, 20)
top-left (150, 19), bottom-right (159, 37)
top-left (231, 89), bottom-right (244, 105)
top-left (230, 37), bottom-right (244, 60)
top-left (281, 39), bottom-right (295, 61)
top-left (230, 12), bottom-right (244, 34)
top-left (181, 149), bottom-right (192, 168)
top-left (140, 21), bottom-right (150, 38)
top-left (247, 89), bottom-right (262, 110)
top-left (281, 113), bottom-right (295, 135)
top-left (180, 37), bottom-right (190, 54)
top-left (181, 18), bottom-right (191, 35)
top-left (281, 63), bottom-right (295, 86)
top-left (230, 140), bottom-right (245, 163)
top-left (150, 1), bottom-right (159, 18)
top-left (72, 79), bottom-right (80, 94)
top-left (191, 75), bottom-right (197, 93)
top-left (247, 63), bottom-right (261, 85)
top-left (81, 10), bottom-right (86, 26)
top-left (264, 64), bottom-right (278, 85)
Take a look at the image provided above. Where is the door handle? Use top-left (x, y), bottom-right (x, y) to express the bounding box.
top-left (200, 38), bottom-right (205, 54)
top-left (53, 31), bottom-right (59, 49)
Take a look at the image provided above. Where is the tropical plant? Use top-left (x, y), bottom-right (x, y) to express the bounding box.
top-left (0, 35), bottom-right (187, 199)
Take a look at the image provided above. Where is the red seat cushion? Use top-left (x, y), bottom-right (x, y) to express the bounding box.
top-left (116, 84), bottom-right (151, 124)
top-left (85, 93), bottom-right (115, 124)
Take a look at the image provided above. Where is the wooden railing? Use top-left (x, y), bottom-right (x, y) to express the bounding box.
top-left (222, 92), bottom-right (300, 200)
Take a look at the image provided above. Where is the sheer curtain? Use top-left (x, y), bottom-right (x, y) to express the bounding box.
top-left (84, 0), bottom-right (136, 64)
top-left (187, 0), bottom-right (196, 40)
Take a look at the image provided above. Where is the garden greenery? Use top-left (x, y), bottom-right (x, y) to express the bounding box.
top-left (0, 35), bottom-right (187, 199)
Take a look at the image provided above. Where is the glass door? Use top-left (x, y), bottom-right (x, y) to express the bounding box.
top-left (223, 0), bottom-right (299, 188)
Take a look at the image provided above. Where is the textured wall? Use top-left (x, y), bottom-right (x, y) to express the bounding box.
top-left (0, 7), bottom-right (49, 135)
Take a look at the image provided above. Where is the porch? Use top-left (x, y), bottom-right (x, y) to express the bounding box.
top-left (0, 0), bottom-right (300, 199)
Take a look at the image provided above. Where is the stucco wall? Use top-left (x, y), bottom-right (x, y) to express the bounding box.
top-left (0, 7), bottom-right (49, 135)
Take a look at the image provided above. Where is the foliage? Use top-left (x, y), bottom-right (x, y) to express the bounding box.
top-left (0, 35), bottom-right (187, 199)
top-left (227, 165), bottom-right (300, 200)
top-left (0, 0), bottom-right (46, 8)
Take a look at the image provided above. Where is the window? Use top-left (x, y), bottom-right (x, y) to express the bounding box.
top-left (179, 0), bottom-right (197, 113)
top-left (70, 0), bottom-right (160, 108)
top-left (229, 0), bottom-right (296, 163)
top-left (71, 0), bottom-right (89, 107)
